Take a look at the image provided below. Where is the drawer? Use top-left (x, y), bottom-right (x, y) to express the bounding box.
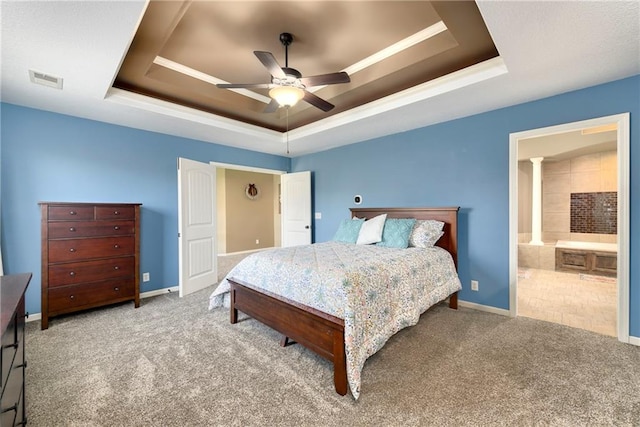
top-left (48, 205), bottom-right (94, 221)
top-left (48, 257), bottom-right (135, 287)
top-left (48, 278), bottom-right (135, 313)
top-left (0, 404), bottom-right (17, 427)
top-left (1, 314), bottom-right (17, 387)
top-left (1, 311), bottom-right (16, 349)
top-left (96, 206), bottom-right (135, 220)
top-left (48, 220), bottom-right (135, 239)
top-left (49, 236), bottom-right (135, 263)
top-left (1, 395), bottom-right (18, 427)
top-left (1, 403), bottom-right (17, 427)
top-left (0, 361), bottom-right (23, 417)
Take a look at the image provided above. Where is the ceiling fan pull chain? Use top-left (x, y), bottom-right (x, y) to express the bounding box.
top-left (286, 108), bottom-right (290, 155)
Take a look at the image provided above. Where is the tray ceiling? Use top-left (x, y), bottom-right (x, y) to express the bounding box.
top-left (114, 1), bottom-right (498, 132)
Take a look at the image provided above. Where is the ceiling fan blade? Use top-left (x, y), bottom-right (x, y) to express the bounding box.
top-left (300, 71), bottom-right (350, 88)
top-left (263, 99), bottom-right (279, 113)
top-left (303, 91), bottom-right (334, 112)
top-left (254, 51), bottom-right (286, 79)
top-left (216, 83), bottom-right (271, 89)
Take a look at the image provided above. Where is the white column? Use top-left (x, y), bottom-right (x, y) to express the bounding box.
top-left (529, 157), bottom-right (544, 245)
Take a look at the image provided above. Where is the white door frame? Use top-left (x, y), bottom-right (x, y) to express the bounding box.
top-left (209, 162), bottom-right (286, 176)
top-left (508, 113), bottom-right (630, 343)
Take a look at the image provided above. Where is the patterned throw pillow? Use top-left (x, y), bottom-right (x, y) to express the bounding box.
top-left (376, 218), bottom-right (416, 248)
top-left (332, 218), bottom-right (365, 243)
top-left (409, 219), bottom-right (445, 248)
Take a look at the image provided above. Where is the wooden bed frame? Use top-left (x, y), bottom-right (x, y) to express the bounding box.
top-left (228, 207), bottom-right (460, 396)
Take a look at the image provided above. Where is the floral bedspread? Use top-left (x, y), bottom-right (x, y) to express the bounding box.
top-left (208, 241), bottom-right (461, 399)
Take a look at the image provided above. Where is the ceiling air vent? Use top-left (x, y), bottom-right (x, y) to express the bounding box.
top-left (29, 70), bottom-right (63, 89)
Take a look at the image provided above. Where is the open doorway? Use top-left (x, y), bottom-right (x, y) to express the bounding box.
top-left (509, 113), bottom-right (630, 342)
top-left (213, 163), bottom-right (285, 281)
top-left (178, 160), bottom-right (310, 296)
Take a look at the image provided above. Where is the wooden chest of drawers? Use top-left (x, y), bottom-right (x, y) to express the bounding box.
top-left (1, 273), bottom-right (31, 426)
top-left (40, 202), bottom-right (141, 329)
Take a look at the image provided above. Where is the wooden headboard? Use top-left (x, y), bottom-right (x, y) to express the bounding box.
top-left (350, 207), bottom-right (459, 268)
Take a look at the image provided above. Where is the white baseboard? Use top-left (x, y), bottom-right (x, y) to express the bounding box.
top-left (140, 286), bottom-right (179, 298)
top-left (26, 286), bottom-right (180, 323)
top-left (26, 312), bottom-right (41, 323)
top-left (458, 299), bottom-right (512, 317)
top-left (629, 335), bottom-right (640, 346)
top-left (219, 248), bottom-right (271, 257)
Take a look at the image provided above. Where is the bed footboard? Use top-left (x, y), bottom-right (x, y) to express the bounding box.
top-left (229, 278), bottom-right (348, 395)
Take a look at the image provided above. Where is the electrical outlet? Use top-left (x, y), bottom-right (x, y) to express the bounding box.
top-left (256, 239), bottom-right (260, 245)
top-left (143, 272), bottom-right (150, 282)
top-left (471, 280), bottom-right (479, 291)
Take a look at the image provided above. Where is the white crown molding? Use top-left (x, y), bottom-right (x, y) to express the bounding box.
top-left (288, 56), bottom-right (508, 141)
top-left (153, 56), bottom-right (272, 104)
top-left (105, 87), bottom-right (282, 142)
top-left (105, 56), bottom-right (507, 150)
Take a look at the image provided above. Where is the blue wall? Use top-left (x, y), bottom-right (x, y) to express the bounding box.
top-left (292, 75), bottom-right (639, 338)
top-left (0, 104), bottom-right (290, 315)
top-left (2, 76), bottom-right (638, 338)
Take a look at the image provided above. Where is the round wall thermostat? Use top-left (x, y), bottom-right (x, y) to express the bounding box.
top-left (354, 195), bottom-right (362, 204)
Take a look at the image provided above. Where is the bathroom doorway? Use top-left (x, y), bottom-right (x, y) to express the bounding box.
top-left (509, 113), bottom-right (630, 342)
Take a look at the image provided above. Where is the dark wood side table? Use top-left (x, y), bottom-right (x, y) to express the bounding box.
top-left (1, 272), bottom-right (32, 426)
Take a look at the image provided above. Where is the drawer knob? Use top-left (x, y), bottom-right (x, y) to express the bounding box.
top-left (69, 227), bottom-right (76, 232)
top-left (114, 287), bottom-right (120, 291)
top-left (69, 211), bottom-right (77, 215)
top-left (69, 248), bottom-right (76, 252)
top-left (70, 295), bottom-right (75, 299)
top-left (114, 226), bottom-right (120, 230)
top-left (69, 271), bottom-right (76, 276)
top-left (114, 211), bottom-right (120, 215)
top-left (114, 244), bottom-right (120, 249)
top-left (114, 266), bottom-right (119, 270)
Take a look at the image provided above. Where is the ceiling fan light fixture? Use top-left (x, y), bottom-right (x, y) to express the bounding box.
top-left (269, 85), bottom-right (304, 108)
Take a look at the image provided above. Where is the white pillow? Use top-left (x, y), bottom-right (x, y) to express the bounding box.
top-left (356, 214), bottom-right (387, 245)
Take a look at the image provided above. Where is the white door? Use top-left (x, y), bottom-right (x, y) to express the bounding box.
top-left (178, 158), bottom-right (217, 297)
top-left (281, 171), bottom-right (312, 247)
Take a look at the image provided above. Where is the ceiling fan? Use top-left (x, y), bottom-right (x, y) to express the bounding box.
top-left (216, 32), bottom-right (350, 113)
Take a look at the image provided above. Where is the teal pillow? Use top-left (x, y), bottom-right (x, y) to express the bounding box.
top-left (332, 218), bottom-right (364, 243)
top-left (376, 218), bottom-right (416, 248)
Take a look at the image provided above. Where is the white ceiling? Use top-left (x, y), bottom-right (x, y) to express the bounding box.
top-left (1, 1), bottom-right (639, 157)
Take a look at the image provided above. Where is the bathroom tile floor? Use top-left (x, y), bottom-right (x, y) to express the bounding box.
top-left (517, 268), bottom-right (617, 337)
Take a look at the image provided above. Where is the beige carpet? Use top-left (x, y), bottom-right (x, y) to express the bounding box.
top-left (218, 251), bottom-right (258, 281)
top-left (25, 287), bottom-right (640, 426)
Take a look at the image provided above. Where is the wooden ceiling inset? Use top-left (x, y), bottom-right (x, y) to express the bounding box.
top-left (114, 1), bottom-right (498, 132)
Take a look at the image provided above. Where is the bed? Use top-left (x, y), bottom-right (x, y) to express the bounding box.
top-left (209, 207), bottom-right (461, 398)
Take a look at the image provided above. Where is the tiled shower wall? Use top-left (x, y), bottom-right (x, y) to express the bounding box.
top-left (542, 150), bottom-right (617, 243)
top-left (570, 191), bottom-right (617, 234)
